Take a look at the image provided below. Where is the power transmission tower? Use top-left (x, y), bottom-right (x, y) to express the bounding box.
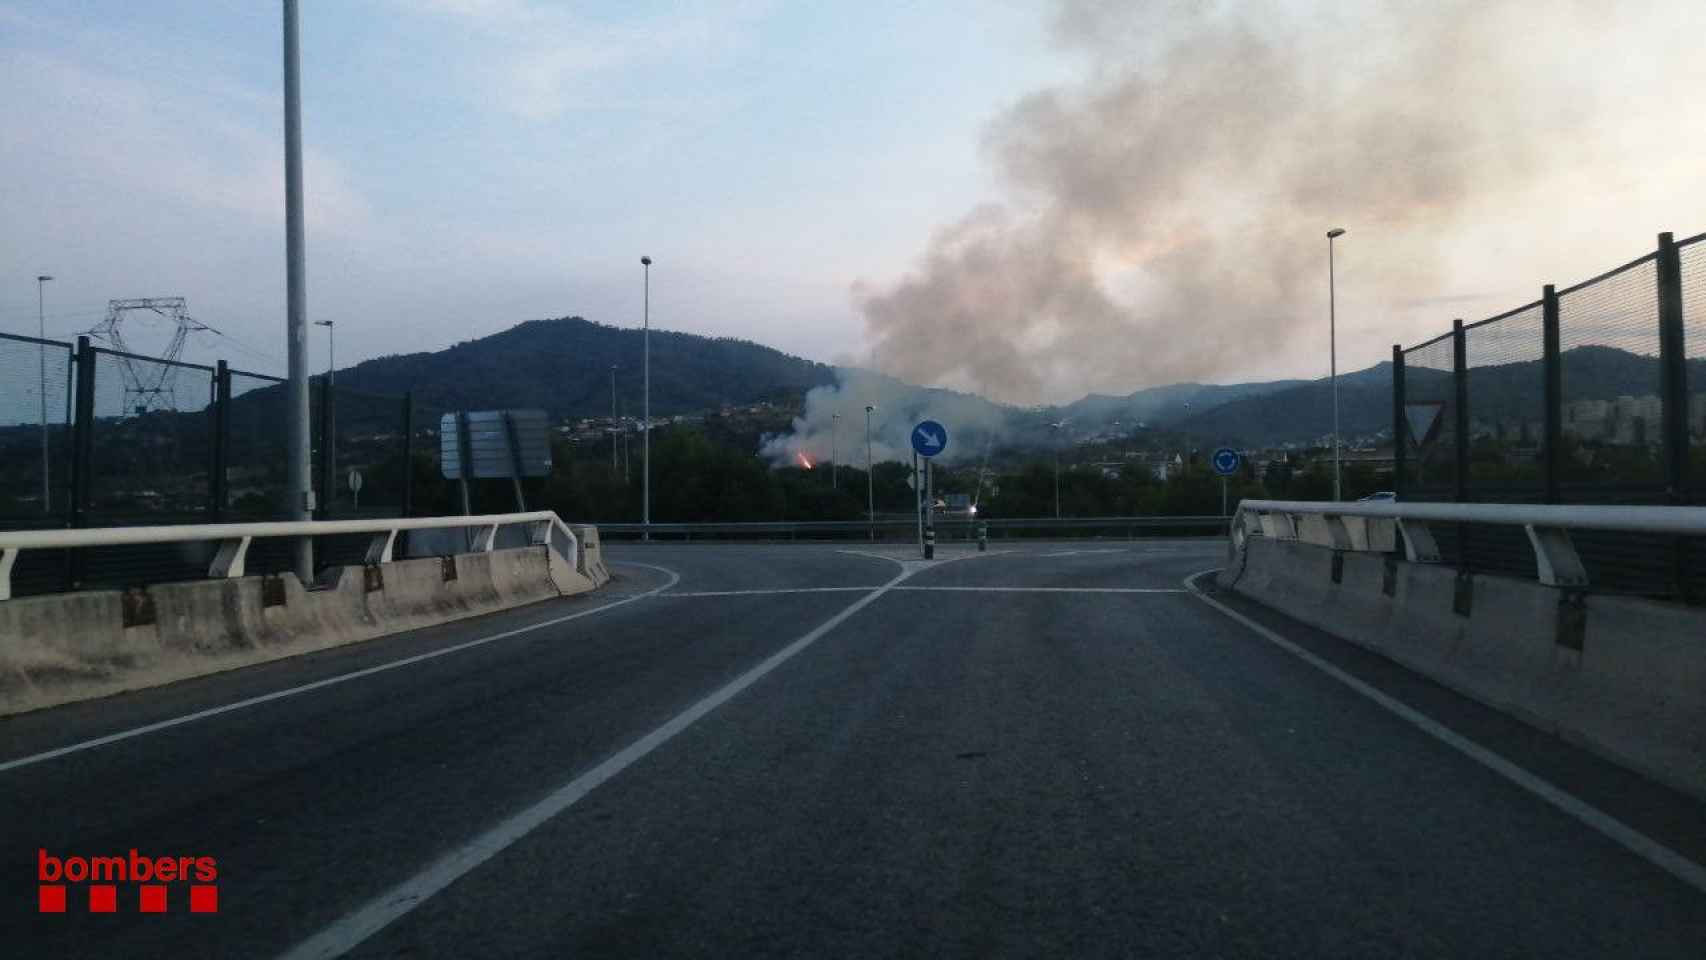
top-left (85, 298), bottom-right (208, 415)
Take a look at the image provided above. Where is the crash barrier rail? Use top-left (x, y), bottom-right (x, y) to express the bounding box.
top-left (1231, 498), bottom-right (1706, 591)
top-left (0, 511), bottom-right (579, 602)
top-left (597, 516), bottom-right (1230, 541)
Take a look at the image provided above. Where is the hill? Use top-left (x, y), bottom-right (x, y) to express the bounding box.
top-left (338, 316), bottom-right (838, 418)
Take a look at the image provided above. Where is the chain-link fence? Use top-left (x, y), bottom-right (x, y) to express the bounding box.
top-left (0, 336), bottom-right (418, 595)
top-left (313, 382), bottom-right (411, 517)
top-left (0, 333), bottom-right (75, 528)
top-left (1395, 230), bottom-right (1703, 600)
top-left (85, 347), bottom-right (216, 522)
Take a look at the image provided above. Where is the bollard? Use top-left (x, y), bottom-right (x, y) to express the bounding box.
top-left (924, 525), bottom-right (935, 560)
top-left (977, 522), bottom-right (988, 552)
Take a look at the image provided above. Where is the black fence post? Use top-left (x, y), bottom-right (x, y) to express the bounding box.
top-left (1657, 232), bottom-right (1688, 502)
top-left (67, 337), bottom-right (97, 590)
top-left (1453, 319), bottom-right (1469, 503)
top-left (210, 360), bottom-right (231, 520)
top-left (401, 391), bottom-right (415, 517)
top-left (1542, 284), bottom-right (1562, 504)
top-left (1392, 345), bottom-right (1406, 501)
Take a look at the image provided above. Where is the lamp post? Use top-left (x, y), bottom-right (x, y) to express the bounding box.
top-left (1327, 227), bottom-right (1346, 501)
top-left (284, 0), bottom-right (313, 579)
top-left (831, 412), bottom-right (839, 490)
top-left (641, 255), bottom-right (652, 541)
top-left (315, 319), bottom-right (334, 512)
top-left (864, 404), bottom-right (875, 538)
top-left (609, 364), bottom-right (619, 472)
top-left (36, 274), bottom-right (52, 513)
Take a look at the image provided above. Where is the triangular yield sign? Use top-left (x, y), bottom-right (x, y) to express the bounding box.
top-left (1404, 402), bottom-right (1445, 448)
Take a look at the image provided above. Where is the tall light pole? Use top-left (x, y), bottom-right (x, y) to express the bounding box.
top-left (641, 255), bottom-right (652, 541)
top-left (284, 0), bottom-right (312, 578)
top-left (609, 364), bottom-right (619, 473)
top-left (315, 319), bottom-right (335, 512)
top-left (1327, 227), bottom-right (1346, 502)
top-left (831, 412), bottom-right (839, 490)
top-left (864, 405), bottom-right (875, 534)
top-left (36, 275), bottom-right (53, 513)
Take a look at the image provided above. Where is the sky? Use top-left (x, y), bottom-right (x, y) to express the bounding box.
top-left (4, 0), bottom-right (1706, 406)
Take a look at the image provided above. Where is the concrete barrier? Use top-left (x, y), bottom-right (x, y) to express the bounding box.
top-left (572, 524), bottom-right (611, 586)
top-left (1222, 537), bottom-right (1706, 801)
top-left (0, 538), bottom-right (606, 717)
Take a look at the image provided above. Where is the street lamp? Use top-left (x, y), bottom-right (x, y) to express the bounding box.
top-left (864, 405), bottom-right (875, 537)
top-left (36, 274), bottom-right (52, 513)
top-left (641, 255), bottom-right (652, 541)
top-left (1327, 227), bottom-right (1346, 501)
top-left (831, 412), bottom-right (839, 490)
top-left (609, 363), bottom-right (619, 473)
top-left (315, 319), bottom-right (335, 512)
top-left (284, 0), bottom-right (313, 579)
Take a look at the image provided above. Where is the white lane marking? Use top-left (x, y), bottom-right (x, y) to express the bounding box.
top-left (894, 585), bottom-right (1184, 594)
top-left (1037, 548), bottom-right (1128, 557)
top-left (277, 566), bottom-right (916, 960)
top-left (661, 586), bottom-right (875, 598)
top-left (1182, 569), bottom-right (1706, 897)
top-left (0, 562), bottom-right (682, 775)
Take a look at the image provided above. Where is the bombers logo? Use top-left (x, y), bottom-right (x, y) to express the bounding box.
top-left (37, 849), bottom-right (219, 914)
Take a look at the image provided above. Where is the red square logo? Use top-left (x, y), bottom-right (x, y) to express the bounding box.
top-left (39, 886), bottom-right (66, 913)
top-left (88, 885), bottom-right (117, 913)
top-left (190, 885), bottom-right (218, 914)
top-left (139, 885), bottom-right (168, 913)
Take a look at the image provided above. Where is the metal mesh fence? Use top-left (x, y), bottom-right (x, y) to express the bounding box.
top-left (1680, 234), bottom-right (1706, 503)
top-left (1556, 255), bottom-right (1665, 502)
top-left (1463, 303), bottom-right (1545, 502)
top-left (227, 370), bottom-right (292, 518)
top-left (85, 348), bottom-right (216, 522)
top-left (1400, 334), bottom-right (1455, 500)
top-left (313, 383), bottom-right (409, 516)
top-left (0, 333), bottom-right (75, 528)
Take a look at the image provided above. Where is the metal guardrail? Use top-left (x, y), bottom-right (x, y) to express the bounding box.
top-left (1232, 498), bottom-right (1706, 589)
top-left (0, 512), bottom-right (581, 601)
top-left (596, 516), bottom-right (1229, 540)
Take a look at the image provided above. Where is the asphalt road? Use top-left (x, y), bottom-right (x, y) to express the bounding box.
top-left (2, 540), bottom-right (1703, 958)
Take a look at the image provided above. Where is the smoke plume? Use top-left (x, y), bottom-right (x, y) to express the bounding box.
top-left (857, 0), bottom-right (1597, 405)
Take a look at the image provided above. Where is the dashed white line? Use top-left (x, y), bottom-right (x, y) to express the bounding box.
top-left (1183, 568), bottom-right (1706, 897)
top-left (0, 562), bottom-right (682, 775)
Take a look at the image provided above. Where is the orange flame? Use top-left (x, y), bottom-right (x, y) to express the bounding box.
top-left (797, 452), bottom-right (814, 469)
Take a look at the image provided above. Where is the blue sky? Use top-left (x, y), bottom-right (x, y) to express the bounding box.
top-left (4, 1), bottom-right (1706, 405)
top-left (1, 1), bottom-right (1071, 375)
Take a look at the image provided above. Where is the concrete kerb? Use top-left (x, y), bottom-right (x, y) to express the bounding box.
top-left (0, 542), bottom-right (606, 717)
top-left (1225, 534), bottom-right (1706, 801)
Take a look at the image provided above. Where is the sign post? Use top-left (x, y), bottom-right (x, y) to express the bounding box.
top-left (911, 420), bottom-right (948, 558)
top-left (1211, 446), bottom-right (1242, 517)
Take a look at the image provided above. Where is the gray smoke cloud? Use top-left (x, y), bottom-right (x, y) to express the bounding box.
top-left (759, 367), bottom-right (1016, 467)
top-left (856, 0), bottom-right (1593, 406)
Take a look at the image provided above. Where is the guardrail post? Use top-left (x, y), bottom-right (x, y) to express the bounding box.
top-left (208, 537), bottom-right (253, 579)
top-left (210, 360), bottom-right (231, 520)
top-left (1542, 284), bottom-right (1561, 504)
top-left (1392, 344), bottom-right (1406, 502)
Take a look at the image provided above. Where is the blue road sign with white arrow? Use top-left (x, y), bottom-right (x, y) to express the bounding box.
top-left (1211, 447), bottom-right (1241, 476)
top-left (911, 420), bottom-right (948, 458)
